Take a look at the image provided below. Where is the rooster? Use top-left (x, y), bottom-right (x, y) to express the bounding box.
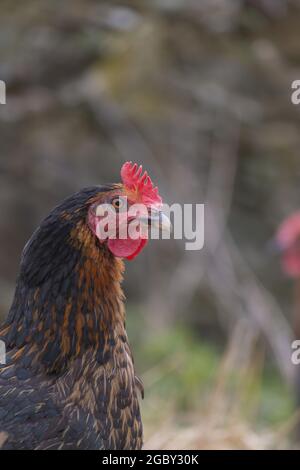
top-left (0, 162), bottom-right (170, 450)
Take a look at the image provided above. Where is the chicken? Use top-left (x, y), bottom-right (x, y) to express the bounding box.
top-left (0, 162), bottom-right (170, 450)
top-left (276, 213), bottom-right (300, 280)
top-left (275, 213), bottom-right (300, 412)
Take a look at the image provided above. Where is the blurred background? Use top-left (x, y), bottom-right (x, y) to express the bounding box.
top-left (1, 0), bottom-right (300, 449)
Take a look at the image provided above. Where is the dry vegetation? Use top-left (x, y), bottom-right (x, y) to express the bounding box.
top-left (0, 433), bottom-right (8, 449)
top-left (144, 326), bottom-right (299, 450)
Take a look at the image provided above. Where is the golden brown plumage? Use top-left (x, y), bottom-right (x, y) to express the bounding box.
top-left (0, 163), bottom-right (169, 449)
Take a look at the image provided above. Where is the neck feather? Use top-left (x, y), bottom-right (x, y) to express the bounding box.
top-left (0, 220), bottom-right (126, 375)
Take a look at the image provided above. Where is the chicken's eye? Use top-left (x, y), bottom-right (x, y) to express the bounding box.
top-left (111, 197), bottom-right (125, 210)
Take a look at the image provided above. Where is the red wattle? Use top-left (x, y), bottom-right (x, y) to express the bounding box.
top-left (108, 238), bottom-right (148, 260)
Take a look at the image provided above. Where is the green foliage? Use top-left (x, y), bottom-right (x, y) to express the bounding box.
top-left (258, 369), bottom-right (293, 426)
top-left (127, 307), bottom-right (294, 428)
top-left (142, 326), bottom-right (219, 410)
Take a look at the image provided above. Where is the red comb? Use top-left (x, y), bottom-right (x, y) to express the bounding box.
top-left (277, 212), bottom-right (300, 248)
top-left (121, 162), bottom-right (162, 206)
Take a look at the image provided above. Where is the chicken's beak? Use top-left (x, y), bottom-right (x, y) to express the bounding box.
top-left (139, 209), bottom-right (172, 235)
